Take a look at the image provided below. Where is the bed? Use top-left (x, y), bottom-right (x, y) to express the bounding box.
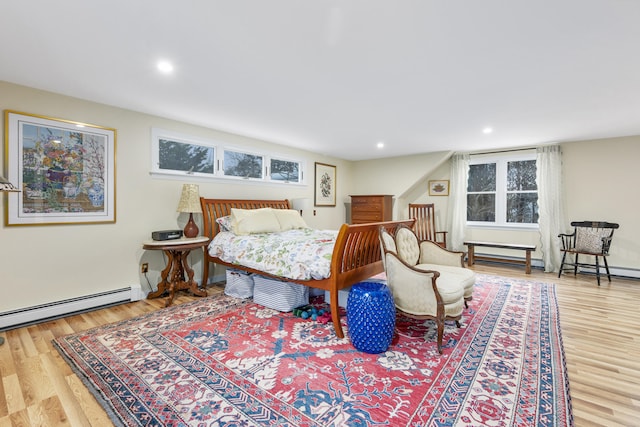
top-left (200, 197), bottom-right (415, 338)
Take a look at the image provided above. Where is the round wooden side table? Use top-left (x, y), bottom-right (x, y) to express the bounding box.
top-left (142, 236), bottom-right (209, 306)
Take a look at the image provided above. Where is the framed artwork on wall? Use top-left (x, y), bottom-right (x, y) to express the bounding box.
top-left (428, 179), bottom-right (450, 196)
top-left (4, 110), bottom-right (116, 225)
top-left (314, 162), bottom-right (336, 206)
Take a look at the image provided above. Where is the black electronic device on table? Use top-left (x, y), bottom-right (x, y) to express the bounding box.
top-left (151, 230), bottom-right (183, 241)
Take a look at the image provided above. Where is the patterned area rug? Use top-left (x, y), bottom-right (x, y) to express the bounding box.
top-left (53, 274), bottom-right (573, 426)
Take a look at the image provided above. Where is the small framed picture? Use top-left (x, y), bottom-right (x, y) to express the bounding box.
top-left (428, 180), bottom-right (450, 196)
top-left (314, 162), bottom-right (336, 206)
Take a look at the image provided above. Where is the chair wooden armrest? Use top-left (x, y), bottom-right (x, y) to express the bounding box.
top-left (557, 232), bottom-right (575, 238)
top-left (557, 231), bottom-right (575, 250)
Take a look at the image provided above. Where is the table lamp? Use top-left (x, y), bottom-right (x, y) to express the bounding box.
top-left (0, 175), bottom-right (19, 345)
top-left (177, 183), bottom-right (202, 238)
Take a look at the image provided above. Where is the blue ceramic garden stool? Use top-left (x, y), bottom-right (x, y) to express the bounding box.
top-left (346, 281), bottom-right (396, 354)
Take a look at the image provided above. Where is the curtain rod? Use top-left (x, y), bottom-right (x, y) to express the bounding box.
top-left (469, 146), bottom-right (536, 156)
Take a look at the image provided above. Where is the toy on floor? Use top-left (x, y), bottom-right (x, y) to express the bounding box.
top-left (292, 305), bottom-right (332, 323)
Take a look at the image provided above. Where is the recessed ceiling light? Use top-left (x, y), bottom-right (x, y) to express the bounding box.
top-left (483, 127), bottom-right (493, 134)
top-left (157, 60), bottom-right (174, 73)
top-left (377, 142), bottom-right (384, 149)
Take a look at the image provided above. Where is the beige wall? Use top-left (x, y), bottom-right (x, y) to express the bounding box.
top-left (560, 136), bottom-right (640, 271)
top-left (383, 138), bottom-right (640, 273)
top-left (350, 151), bottom-right (452, 219)
top-left (2, 81), bottom-right (639, 317)
top-left (0, 82), bottom-right (352, 313)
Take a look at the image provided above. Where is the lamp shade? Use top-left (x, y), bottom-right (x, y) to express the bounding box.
top-left (177, 184), bottom-right (202, 213)
top-left (0, 176), bottom-right (20, 192)
top-left (177, 184), bottom-right (202, 238)
top-left (291, 198), bottom-right (311, 211)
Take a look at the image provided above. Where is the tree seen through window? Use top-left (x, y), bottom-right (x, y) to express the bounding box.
top-left (467, 156), bottom-right (538, 225)
top-left (158, 139), bottom-right (214, 174)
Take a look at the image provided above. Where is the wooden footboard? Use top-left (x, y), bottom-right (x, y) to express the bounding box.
top-left (324, 219), bottom-right (414, 337)
top-left (199, 197), bottom-right (413, 338)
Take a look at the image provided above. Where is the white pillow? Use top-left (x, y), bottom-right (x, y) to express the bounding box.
top-left (229, 208), bottom-right (254, 226)
top-left (274, 209), bottom-right (308, 231)
top-left (231, 208), bottom-right (281, 235)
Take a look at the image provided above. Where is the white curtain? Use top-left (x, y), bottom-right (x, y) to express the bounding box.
top-left (536, 145), bottom-right (566, 272)
top-left (447, 153), bottom-right (470, 251)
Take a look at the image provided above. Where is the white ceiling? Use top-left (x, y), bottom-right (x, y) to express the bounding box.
top-left (1, 1), bottom-right (639, 161)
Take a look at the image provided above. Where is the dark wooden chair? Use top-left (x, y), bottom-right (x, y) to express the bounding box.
top-left (558, 221), bottom-right (619, 285)
top-left (408, 203), bottom-right (447, 248)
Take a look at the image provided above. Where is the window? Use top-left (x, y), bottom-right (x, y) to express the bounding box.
top-left (270, 158), bottom-right (301, 183)
top-left (158, 138), bottom-right (215, 175)
top-left (223, 149), bottom-right (264, 180)
top-left (151, 128), bottom-right (305, 185)
top-left (152, 129), bottom-right (216, 178)
top-left (467, 153), bottom-right (538, 227)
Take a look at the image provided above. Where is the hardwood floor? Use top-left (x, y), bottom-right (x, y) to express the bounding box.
top-left (1, 266), bottom-right (639, 426)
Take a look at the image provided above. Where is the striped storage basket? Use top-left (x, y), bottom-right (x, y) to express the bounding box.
top-left (225, 268), bottom-right (255, 298)
top-left (253, 275), bottom-right (309, 312)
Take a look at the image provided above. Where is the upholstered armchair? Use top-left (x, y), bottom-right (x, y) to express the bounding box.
top-left (379, 225), bottom-right (466, 354)
top-left (392, 224), bottom-right (475, 306)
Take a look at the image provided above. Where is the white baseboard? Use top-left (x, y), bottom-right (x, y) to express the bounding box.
top-left (130, 282), bottom-right (146, 301)
top-left (470, 252), bottom-right (640, 279)
top-left (0, 287), bottom-right (134, 331)
top-left (576, 266), bottom-right (640, 280)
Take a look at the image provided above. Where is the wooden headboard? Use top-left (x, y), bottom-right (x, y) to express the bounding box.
top-left (200, 198), bottom-right (291, 240)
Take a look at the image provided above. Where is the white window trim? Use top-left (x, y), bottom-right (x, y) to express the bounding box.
top-left (467, 151), bottom-right (539, 230)
top-left (151, 128), bottom-right (217, 179)
top-left (150, 128), bottom-right (307, 186)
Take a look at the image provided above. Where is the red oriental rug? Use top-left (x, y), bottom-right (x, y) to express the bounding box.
top-left (53, 274), bottom-right (573, 426)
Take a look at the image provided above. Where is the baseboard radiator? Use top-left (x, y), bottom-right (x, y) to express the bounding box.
top-left (0, 286), bottom-right (139, 331)
top-left (469, 251), bottom-right (640, 279)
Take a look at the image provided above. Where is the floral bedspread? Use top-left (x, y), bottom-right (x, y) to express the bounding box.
top-left (208, 228), bottom-right (338, 280)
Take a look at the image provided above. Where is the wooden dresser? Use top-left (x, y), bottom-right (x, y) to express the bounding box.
top-left (350, 195), bottom-right (393, 224)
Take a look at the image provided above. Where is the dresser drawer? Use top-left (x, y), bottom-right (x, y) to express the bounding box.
top-left (349, 195), bottom-right (393, 224)
top-left (351, 197), bottom-right (379, 205)
top-left (352, 202), bottom-right (384, 213)
top-left (352, 211), bottom-right (384, 222)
